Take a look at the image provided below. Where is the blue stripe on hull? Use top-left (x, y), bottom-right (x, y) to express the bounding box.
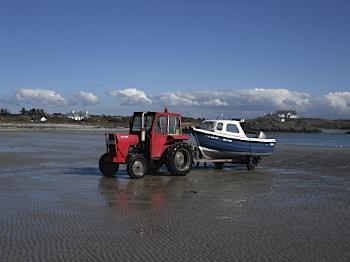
top-left (193, 130), bottom-right (275, 156)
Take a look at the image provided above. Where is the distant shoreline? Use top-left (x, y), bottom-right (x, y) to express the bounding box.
top-left (1, 112), bottom-right (350, 134)
top-left (0, 122), bottom-right (349, 134)
top-left (0, 123), bottom-right (128, 132)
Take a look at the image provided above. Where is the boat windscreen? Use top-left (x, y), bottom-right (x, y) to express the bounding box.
top-left (201, 121), bottom-right (215, 131)
top-left (226, 124), bottom-right (239, 133)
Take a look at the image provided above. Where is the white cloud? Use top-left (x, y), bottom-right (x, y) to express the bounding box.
top-left (156, 88), bottom-right (310, 111)
top-left (324, 92), bottom-right (350, 114)
top-left (160, 92), bottom-right (200, 106)
top-left (202, 98), bottom-right (229, 106)
top-left (15, 88), bottom-right (67, 106)
top-left (235, 88), bottom-right (311, 109)
top-left (72, 91), bottom-right (99, 105)
top-left (2, 87), bottom-right (349, 118)
top-left (109, 88), bottom-right (152, 105)
top-left (159, 91), bottom-right (229, 107)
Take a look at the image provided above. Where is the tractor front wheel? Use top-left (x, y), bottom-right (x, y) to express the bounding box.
top-left (127, 155), bottom-right (149, 179)
top-left (99, 153), bottom-right (119, 177)
top-left (166, 143), bottom-right (193, 176)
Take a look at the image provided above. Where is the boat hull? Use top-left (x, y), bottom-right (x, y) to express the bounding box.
top-left (193, 129), bottom-right (275, 160)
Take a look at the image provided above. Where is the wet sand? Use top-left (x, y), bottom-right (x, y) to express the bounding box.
top-left (0, 131), bottom-right (349, 261)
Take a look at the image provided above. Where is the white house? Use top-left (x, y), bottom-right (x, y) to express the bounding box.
top-left (276, 110), bottom-right (298, 121)
top-left (66, 110), bottom-right (89, 121)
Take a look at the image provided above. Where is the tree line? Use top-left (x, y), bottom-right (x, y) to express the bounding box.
top-left (0, 107), bottom-right (46, 116)
top-left (0, 108), bottom-right (11, 115)
top-left (20, 107), bottom-right (46, 116)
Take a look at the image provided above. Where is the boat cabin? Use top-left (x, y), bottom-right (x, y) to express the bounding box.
top-left (201, 120), bottom-right (247, 138)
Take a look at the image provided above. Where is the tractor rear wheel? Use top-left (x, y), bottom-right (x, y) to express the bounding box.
top-left (166, 143), bottom-right (193, 176)
top-left (99, 153), bottom-right (119, 177)
top-left (127, 155), bottom-right (149, 179)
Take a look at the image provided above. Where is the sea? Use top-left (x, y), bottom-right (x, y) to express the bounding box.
top-left (267, 132), bottom-right (350, 148)
top-left (0, 131), bottom-right (348, 154)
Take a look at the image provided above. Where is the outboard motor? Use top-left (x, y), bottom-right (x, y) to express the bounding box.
top-left (257, 131), bottom-right (266, 139)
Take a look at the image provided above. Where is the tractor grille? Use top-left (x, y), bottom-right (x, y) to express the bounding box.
top-left (107, 134), bottom-right (116, 154)
top-left (108, 144), bottom-right (116, 154)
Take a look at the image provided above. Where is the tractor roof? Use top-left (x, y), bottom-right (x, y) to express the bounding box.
top-left (133, 111), bottom-right (182, 117)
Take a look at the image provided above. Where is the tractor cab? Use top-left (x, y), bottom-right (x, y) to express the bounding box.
top-left (129, 111), bottom-right (189, 159)
top-left (99, 111), bottom-right (193, 179)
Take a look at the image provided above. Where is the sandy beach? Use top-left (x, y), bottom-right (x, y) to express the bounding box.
top-left (0, 131), bottom-right (349, 261)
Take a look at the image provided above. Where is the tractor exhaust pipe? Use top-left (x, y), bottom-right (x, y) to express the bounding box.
top-left (141, 112), bottom-right (146, 142)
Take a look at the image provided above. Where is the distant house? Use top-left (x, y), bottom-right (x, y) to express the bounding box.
top-left (30, 115), bottom-right (47, 122)
top-left (276, 110), bottom-right (298, 122)
top-left (66, 110), bottom-right (89, 121)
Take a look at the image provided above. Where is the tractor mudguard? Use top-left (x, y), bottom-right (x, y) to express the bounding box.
top-left (166, 134), bottom-right (190, 144)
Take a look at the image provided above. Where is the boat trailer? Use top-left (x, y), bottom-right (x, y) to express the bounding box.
top-left (191, 145), bottom-right (261, 170)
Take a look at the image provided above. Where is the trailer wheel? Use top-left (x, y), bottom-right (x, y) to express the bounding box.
top-left (166, 143), bottom-right (193, 176)
top-left (246, 157), bottom-right (256, 170)
top-left (127, 155), bottom-right (148, 179)
top-left (99, 153), bottom-right (119, 177)
top-left (215, 163), bottom-right (224, 169)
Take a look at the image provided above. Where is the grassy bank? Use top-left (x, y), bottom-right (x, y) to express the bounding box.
top-left (1, 113), bottom-right (349, 133)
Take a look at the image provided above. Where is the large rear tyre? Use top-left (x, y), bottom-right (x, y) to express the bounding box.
top-left (127, 155), bottom-right (149, 179)
top-left (166, 143), bottom-right (193, 176)
top-left (99, 153), bottom-right (119, 177)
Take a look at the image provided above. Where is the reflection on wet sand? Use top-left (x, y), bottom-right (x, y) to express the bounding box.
top-left (99, 174), bottom-right (191, 215)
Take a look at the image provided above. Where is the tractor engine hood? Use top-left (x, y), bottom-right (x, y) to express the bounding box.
top-left (114, 134), bottom-right (139, 163)
top-left (115, 134), bottom-right (139, 145)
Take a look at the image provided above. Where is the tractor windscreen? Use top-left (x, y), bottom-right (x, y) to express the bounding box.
top-left (131, 114), bottom-right (154, 132)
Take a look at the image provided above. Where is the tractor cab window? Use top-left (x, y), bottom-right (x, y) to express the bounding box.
top-left (131, 114), bottom-right (154, 132)
top-left (169, 116), bottom-right (181, 135)
top-left (156, 116), bottom-right (168, 135)
top-left (131, 115), bottom-right (142, 131)
top-left (145, 115), bottom-right (154, 131)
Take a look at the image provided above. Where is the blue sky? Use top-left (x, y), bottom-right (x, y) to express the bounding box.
top-left (0, 0), bottom-right (349, 118)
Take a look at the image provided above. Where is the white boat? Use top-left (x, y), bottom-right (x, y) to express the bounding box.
top-left (192, 120), bottom-right (276, 169)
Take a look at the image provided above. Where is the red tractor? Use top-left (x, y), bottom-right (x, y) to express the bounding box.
top-left (99, 111), bottom-right (193, 179)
